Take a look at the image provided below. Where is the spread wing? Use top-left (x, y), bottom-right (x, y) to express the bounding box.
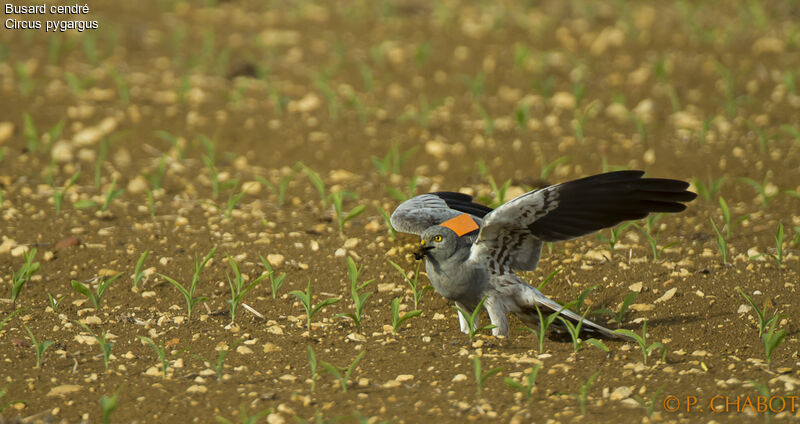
top-left (390, 192), bottom-right (493, 236)
top-left (469, 170), bottom-right (697, 272)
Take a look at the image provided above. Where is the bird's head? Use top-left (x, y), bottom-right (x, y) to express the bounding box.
top-left (415, 226), bottom-right (460, 260)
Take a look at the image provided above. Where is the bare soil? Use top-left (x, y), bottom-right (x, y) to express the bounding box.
top-left (1, 1), bottom-right (799, 423)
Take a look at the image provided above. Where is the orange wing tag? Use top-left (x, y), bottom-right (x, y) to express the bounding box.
top-left (440, 214), bottom-right (479, 237)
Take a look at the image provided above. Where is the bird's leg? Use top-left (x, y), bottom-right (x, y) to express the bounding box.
top-left (484, 295), bottom-right (509, 337)
top-left (454, 301), bottom-right (470, 334)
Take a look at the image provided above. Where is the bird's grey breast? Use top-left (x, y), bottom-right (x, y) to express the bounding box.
top-left (425, 257), bottom-right (488, 305)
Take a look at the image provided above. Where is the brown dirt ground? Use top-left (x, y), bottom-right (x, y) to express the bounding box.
top-left (1, 0), bottom-right (799, 423)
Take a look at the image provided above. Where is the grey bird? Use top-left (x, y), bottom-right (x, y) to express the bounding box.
top-left (390, 170), bottom-right (697, 339)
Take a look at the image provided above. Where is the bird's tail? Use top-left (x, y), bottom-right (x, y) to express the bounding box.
top-left (512, 283), bottom-right (631, 340)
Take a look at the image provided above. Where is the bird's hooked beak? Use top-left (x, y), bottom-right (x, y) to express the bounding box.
top-left (414, 239), bottom-right (433, 260)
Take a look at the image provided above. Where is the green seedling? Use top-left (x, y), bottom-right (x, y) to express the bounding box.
top-left (740, 175), bottom-right (777, 208)
top-left (64, 71), bottom-right (93, 95)
top-left (376, 206), bottom-right (397, 240)
top-left (476, 159), bottom-right (511, 208)
top-left (313, 74), bottom-right (339, 119)
top-left (514, 103), bottom-right (530, 130)
top-left (572, 285), bottom-right (596, 314)
top-left (225, 188), bottom-right (246, 220)
top-left (781, 124), bottom-right (800, 144)
top-left (259, 255), bottom-right (286, 299)
top-left (0, 307), bottom-right (26, 331)
top-left (629, 113), bottom-right (648, 144)
top-left (194, 339), bottom-right (243, 381)
top-left (335, 257), bottom-right (374, 333)
top-left (709, 218), bottom-right (728, 264)
top-left (512, 43), bottom-right (531, 73)
top-left (472, 355), bottom-right (503, 399)
top-left (226, 255), bottom-right (268, 324)
top-left (15, 63), bottom-right (36, 98)
top-left (47, 37), bottom-right (62, 64)
top-left (357, 61), bottom-right (374, 92)
top-left (536, 268), bottom-right (562, 291)
top-left (714, 61), bottom-right (740, 118)
top-left (391, 297), bottom-right (422, 335)
top-left (94, 137), bottom-right (112, 187)
top-left (596, 222), bottom-right (634, 258)
top-left (320, 350), bottom-right (365, 393)
top-left (751, 223), bottom-right (785, 267)
top-left (132, 250), bottom-right (149, 288)
top-left (108, 68), bottom-right (130, 104)
top-left (387, 260), bottom-right (430, 309)
top-left (370, 143), bottom-right (417, 176)
top-left (160, 245), bottom-right (217, 320)
top-left (568, 371), bottom-right (600, 415)
top-left (306, 345), bottom-right (318, 392)
top-left (593, 291), bottom-right (638, 324)
top-left (202, 154), bottom-right (237, 199)
top-left (746, 121), bottom-right (775, 154)
top-left (762, 315), bottom-right (786, 369)
top-left (633, 223), bottom-right (678, 261)
top-left (413, 41), bottom-right (432, 65)
top-left (23, 113), bottom-right (64, 154)
top-left (144, 154), bottom-right (168, 191)
top-left (748, 380), bottom-right (775, 423)
top-left (736, 287), bottom-right (780, 337)
top-left (47, 293), bottom-right (65, 313)
top-left (535, 74), bottom-right (555, 98)
top-left (138, 336), bottom-right (170, 379)
top-left (81, 33), bottom-right (99, 65)
top-left (461, 71), bottom-right (485, 99)
top-left (632, 385), bottom-right (664, 418)
top-left (692, 176), bottom-right (725, 202)
top-left (475, 103), bottom-right (494, 136)
top-left (99, 386), bottom-right (122, 424)
top-left (330, 191), bottom-right (366, 233)
top-left (298, 162), bottom-right (328, 207)
top-left (290, 279), bottom-right (340, 331)
top-left (504, 364), bottom-right (541, 401)
top-left (23, 324), bottom-right (54, 368)
top-left (77, 321), bottom-right (114, 370)
top-left (520, 302), bottom-right (574, 354)
top-left (71, 273), bottom-right (121, 310)
top-left (216, 405), bottom-right (272, 424)
top-left (11, 248), bottom-right (40, 308)
top-left (344, 92), bottom-right (368, 122)
top-left (718, 197), bottom-right (749, 239)
top-left (385, 174), bottom-right (419, 202)
top-left (558, 309), bottom-right (610, 354)
top-left (572, 102), bottom-right (598, 145)
top-left (613, 319), bottom-right (666, 365)
top-left (0, 384), bottom-right (26, 413)
top-left (101, 177), bottom-right (123, 212)
top-left (453, 296), bottom-right (496, 342)
top-left (256, 171), bottom-right (294, 207)
top-left (539, 155), bottom-right (570, 181)
top-left (145, 188), bottom-right (156, 219)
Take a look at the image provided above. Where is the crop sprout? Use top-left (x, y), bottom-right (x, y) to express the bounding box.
top-left (390, 298), bottom-right (422, 335)
top-left (613, 319), bottom-right (666, 365)
top-left (320, 351), bottom-right (365, 393)
top-left (290, 279), bottom-right (340, 332)
top-left (160, 246), bottom-right (217, 320)
top-left (335, 257), bottom-right (374, 333)
top-left (453, 296), bottom-right (497, 342)
top-left (387, 260), bottom-right (429, 309)
top-left (71, 273), bottom-right (121, 310)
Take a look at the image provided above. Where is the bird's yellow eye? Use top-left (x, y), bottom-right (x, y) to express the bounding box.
top-left (433, 235), bottom-right (442, 242)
